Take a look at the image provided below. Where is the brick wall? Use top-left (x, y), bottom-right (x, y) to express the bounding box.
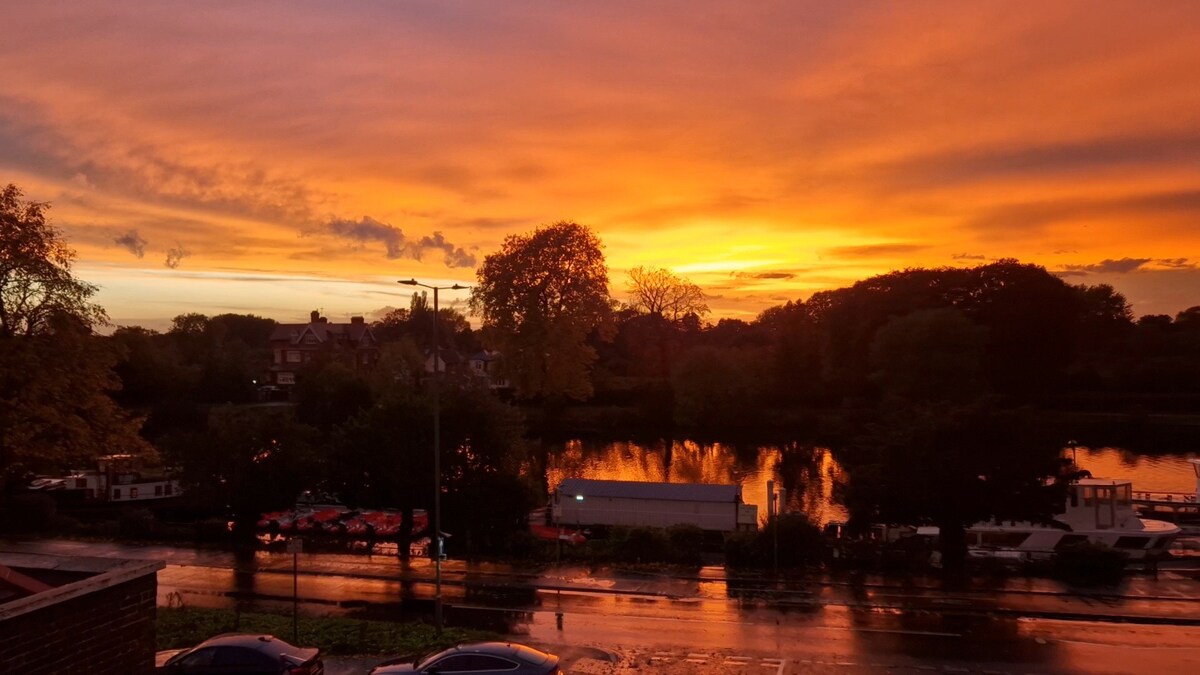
top-left (0, 572), bottom-right (157, 675)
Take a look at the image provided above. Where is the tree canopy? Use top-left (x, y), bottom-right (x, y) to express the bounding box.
top-left (0, 183), bottom-right (106, 337)
top-left (625, 266), bottom-right (708, 321)
top-left (0, 184), bottom-right (146, 486)
top-left (470, 221), bottom-right (613, 400)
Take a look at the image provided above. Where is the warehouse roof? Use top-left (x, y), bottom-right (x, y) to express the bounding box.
top-left (557, 478), bottom-right (741, 503)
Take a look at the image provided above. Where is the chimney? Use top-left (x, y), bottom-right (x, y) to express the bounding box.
top-left (310, 310), bottom-right (320, 323)
top-left (351, 316), bottom-right (364, 325)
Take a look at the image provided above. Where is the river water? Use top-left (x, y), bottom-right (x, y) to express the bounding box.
top-left (543, 440), bottom-right (1198, 526)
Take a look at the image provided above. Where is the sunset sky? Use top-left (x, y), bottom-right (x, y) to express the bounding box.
top-left (3, 1), bottom-right (1200, 329)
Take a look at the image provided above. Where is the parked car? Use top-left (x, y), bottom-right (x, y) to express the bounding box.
top-left (156, 634), bottom-right (323, 674)
top-left (369, 642), bottom-right (561, 675)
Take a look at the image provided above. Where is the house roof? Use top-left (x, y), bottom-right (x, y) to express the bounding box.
top-left (270, 320), bottom-right (374, 345)
top-left (557, 478), bottom-right (741, 503)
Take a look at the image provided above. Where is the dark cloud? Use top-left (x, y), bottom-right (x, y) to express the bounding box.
top-left (732, 271), bottom-right (797, 280)
top-left (320, 217), bottom-right (477, 268)
top-left (412, 231), bottom-right (478, 268)
top-left (1061, 257), bottom-right (1152, 274)
top-left (1157, 258), bottom-right (1196, 269)
top-left (113, 229), bottom-right (147, 258)
top-left (952, 253), bottom-right (987, 260)
top-left (164, 244), bottom-right (190, 269)
top-left (325, 216), bottom-right (407, 259)
top-left (965, 190), bottom-right (1200, 238)
top-left (872, 133), bottom-right (1200, 193)
top-left (826, 243), bottom-right (928, 258)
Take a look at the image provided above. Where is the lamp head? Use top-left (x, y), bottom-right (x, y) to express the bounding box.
top-left (398, 279), bottom-right (418, 286)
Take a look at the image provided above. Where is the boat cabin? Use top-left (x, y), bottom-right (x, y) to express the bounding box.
top-left (1060, 479), bottom-right (1140, 531)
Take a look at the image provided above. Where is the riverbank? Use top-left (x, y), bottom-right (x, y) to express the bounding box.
top-left (6, 538), bottom-right (1199, 626)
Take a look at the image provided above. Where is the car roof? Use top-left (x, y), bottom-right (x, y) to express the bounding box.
top-left (198, 634), bottom-right (295, 655)
top-left (444, 642), bottom-right (552, 663)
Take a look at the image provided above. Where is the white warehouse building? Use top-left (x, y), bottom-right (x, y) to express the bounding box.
top-left (553, 478), bottom-right (758, 533)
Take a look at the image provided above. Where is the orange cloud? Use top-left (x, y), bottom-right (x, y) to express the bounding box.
top-left (1, 1), bottom-right (1198, 323)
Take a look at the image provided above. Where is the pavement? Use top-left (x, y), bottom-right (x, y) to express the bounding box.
top-left (3, 537), bottom-right (1199, 625)
top-left (8, 538), bottom-right (1199, 674)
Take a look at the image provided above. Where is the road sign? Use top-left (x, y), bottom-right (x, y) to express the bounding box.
top-left (286, 537), bottom-right (303, 553)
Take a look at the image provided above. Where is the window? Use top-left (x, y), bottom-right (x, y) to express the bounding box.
top-left (112, 488), bottom-right (121, 499)
top-left (1116, 485), bottom-right (1131, 505)
top-left (978, 532), bottom-right (1031, 548)
top-left (430, 655), bottom-right (476, 672)
top-left (277, 372), bottom-right (295, 385)
top-left (1055, 535), bottom-right (1089, 550)
top-left (155, 485), bottom-right (163, 496)
top-left (287, 350), bottom-right (302, 363)
top-left (130, 487), bottom-right (138, 499)
top-left (173, 647), bottom-right (217, 667)
top-left (1114, 536), bottom-right (1150, 549)
top-left (303, 333), bottom-right (319, 344)
top-left (1082, 487), bottom-right (1094, 506)
top-left (429, 655), bottom-right (519, 672)
top-left (274, 349), bottom-right (282, 364)
top-left (213, 646), bottom-right (275, 668)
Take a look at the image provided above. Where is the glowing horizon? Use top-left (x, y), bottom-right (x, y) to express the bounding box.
top-left (4, 1), bottom-right (1200, 330)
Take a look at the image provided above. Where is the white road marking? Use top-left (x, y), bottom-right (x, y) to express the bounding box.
top-left (813, 626), bottom-right (962, 638)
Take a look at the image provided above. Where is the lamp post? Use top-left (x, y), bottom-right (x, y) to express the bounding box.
top-left (398, 278), bottom-right (468, 633)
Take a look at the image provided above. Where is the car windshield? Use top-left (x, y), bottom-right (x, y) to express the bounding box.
top-left (164, 648), bottom-right (194, 666)
top-left (415, 647), bottom-right (456, 669)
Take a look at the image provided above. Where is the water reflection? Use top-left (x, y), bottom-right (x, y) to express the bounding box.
top-left (544, 439), bottom-right (849, 525)
top-left (1067, 446), bottom-right (1197, 492)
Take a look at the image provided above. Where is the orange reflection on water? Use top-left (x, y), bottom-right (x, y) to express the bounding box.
top-left (545, 439), bottom-right (848, 525)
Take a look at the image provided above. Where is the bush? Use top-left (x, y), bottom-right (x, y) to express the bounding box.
top-left (194, 517), bottom-right (232, 542)
top-left (0, 493), bottom-right (57, 533)
top-left (613, 526), bottom-right (671, 563)
top-left (118, 508), bottom-right (158, 539)
top-left (1052, 542), bottom-right (1128, 586)
top-left (725, 514), bottom-right (826, 569)
top-left (666, 524), bottom-right (706, 566)
top-left (157, 607), bottom-right (491, 654)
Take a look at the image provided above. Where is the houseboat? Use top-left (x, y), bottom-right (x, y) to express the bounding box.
top-left (965, 478), bottom-right (1182, 560)
top-left (27, 454), bottom-right (182, 508)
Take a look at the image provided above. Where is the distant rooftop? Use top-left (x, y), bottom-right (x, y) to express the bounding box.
top-left (1076, 478), bottom-right (1134, 486)
top-left (557, 478), bottom-right (741, 503)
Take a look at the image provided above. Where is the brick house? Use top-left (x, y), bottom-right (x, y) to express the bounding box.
top-left (0, 551), bottom-right (164, 675)
top-left (266, 310), bottom-right (380, 389)
top-left (466, 350), bottom-right (510, 390)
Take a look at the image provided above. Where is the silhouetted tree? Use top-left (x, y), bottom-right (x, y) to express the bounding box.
top-left (167, 405), bottom-right (319, 540)
top-left (625, 266), bottom-right (709, 321)
top-left (869, 308), bottom-right (986, 402)
top-left (0, 185), bottom-right (147, 487)
top-left (0, 184), bottom-right (107, 337)
top-left (470, 221), bottom-right (613, 400)
top-left (842, 404), bottom-right (1062, 572)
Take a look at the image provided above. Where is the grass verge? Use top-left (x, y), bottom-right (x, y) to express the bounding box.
top-left (158, 607), bottom-right (493, 655)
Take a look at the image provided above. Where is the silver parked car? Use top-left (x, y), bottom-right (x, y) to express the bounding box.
top-left (369, 642), bottom-right (561, 675)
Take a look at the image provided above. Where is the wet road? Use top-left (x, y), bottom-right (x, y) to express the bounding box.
top-left (6, 539), bottom-right (1200, 674)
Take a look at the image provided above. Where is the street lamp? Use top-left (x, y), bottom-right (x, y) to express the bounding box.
top-left (398, 278), bottom-right (468, 633)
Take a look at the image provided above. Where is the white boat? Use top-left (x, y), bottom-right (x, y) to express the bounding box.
top-left (27, 454), bottom-right (181, 507)
top-left (965, 478), bottom-right (1181, 561)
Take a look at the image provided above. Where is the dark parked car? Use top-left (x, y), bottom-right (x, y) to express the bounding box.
top-left (156, 634), bottom-right (323, 674)
top-left (369, 642), bottom-right (561, 675)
